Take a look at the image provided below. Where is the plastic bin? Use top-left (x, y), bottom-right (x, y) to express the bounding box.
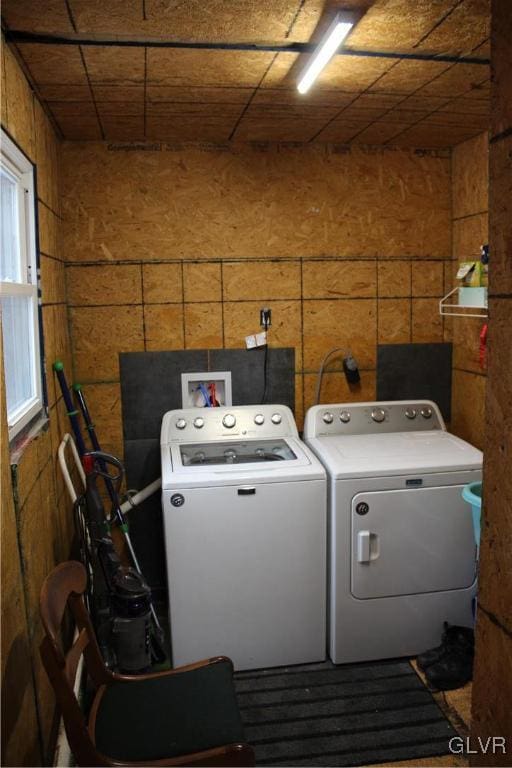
top-left (462, 482), bottom-right (482, 546)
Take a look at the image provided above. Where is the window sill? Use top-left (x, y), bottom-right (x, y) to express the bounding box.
top-left (10, 411), bottom-right (49, 464)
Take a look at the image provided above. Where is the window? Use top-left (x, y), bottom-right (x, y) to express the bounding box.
top-left (1, 129), bottom-right (43, 440)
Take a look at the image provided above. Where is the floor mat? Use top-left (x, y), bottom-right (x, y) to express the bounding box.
top-left (235, 659), bottom-right (457, 766)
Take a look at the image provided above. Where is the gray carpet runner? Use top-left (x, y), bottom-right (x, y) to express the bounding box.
top-left (235, 659), bottom-right (457, 766)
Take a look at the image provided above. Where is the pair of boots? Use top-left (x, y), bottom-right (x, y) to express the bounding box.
top-left (417, 622), bottom-right (475, 690)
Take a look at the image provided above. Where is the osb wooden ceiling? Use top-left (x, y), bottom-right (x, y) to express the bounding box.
top-left (2, 0), bottom-right (491, 147)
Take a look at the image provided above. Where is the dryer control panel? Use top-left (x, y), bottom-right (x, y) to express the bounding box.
top-left (304, 400), bottom-right (445, 438)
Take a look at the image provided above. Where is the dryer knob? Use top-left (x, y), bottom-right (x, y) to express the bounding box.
top-left (340, 410), bottom-right (351, 423)
top-left (176, 418), bottom-right (187, 430)
top-left (254, 414), bottom-right (265, 425)
top-left (405, 408), bottom-right (417, 419)
top-left (222, 414), bottom-right (236, 429)
top-left (371, 408), bottom-right (386, 423)
top-left (271, 413), bottom-right (282, 425)
top-left (421, 407), bottom-right (433, 419)
top-left (322, 412), bottom-right (334, 424)
top-left (193, 417), bottom-right (204, 429)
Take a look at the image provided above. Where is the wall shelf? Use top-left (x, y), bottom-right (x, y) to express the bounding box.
top-left (439, 287), bottom-right (488, 318)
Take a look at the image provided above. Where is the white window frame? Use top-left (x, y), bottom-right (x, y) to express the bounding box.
top-left (0, 129), bottom-right (43, 440)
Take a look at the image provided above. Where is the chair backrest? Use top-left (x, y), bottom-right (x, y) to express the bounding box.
top-left (39, 560), bottom-right (112, 767)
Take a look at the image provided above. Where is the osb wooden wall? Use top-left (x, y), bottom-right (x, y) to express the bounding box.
top-left (60, 140), bottom-right (452, 447)
top-left (471, 0), bottom-right (512, 760)
top-left (1, 39), bottom-right (74, 766)
top-left (449, 131), bottom-right (489, 450)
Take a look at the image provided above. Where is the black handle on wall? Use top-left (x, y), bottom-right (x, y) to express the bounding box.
top-left (238, 487), bottom-right (256, 495)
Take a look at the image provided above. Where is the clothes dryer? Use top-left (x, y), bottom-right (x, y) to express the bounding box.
top-left (304, 400), bottom-right (481, 664)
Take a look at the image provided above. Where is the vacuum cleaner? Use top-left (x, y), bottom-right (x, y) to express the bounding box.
top-left (54, 361), bottom-right (165, 672)
top-left (79, 451), bottom-right (154, 672)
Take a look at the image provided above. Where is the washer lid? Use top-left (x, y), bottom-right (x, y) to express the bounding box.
top-left (307, 430), bottom-right (482, 478)
top-left (179, 438), bottom-right (298, 467)
top-left (161, 436), bottom-right (326, 488)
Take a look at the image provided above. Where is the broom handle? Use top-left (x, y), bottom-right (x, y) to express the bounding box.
top-left (53, 361), bottom-right (87, 455)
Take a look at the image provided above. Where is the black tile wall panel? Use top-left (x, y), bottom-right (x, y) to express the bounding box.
top-left (123, 438), bottom-right (165, 590)
top-left (210, 347), bottom-right (295, 410)
top-left (120, 350), bottom-right (208, 440)
top-left (120, 348), bottom-right (295, 590)
top-left (377, 343), bottom-right (453, 421)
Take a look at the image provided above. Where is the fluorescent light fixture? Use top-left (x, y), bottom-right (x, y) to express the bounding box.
top-left (297, 14), bottom-right (354, 94)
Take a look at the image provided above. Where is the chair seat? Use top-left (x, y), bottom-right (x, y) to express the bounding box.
top-left (93, 661), bottom-right (245, 763)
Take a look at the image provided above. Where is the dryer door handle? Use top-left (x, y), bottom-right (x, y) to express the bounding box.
top-left (357, 531), bottom-right (380, 563)
top-left (357, 531), bottom-right (371, 563)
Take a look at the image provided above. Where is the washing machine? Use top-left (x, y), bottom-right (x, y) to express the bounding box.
top-left (161, 404), bottom-right (327, 671)
top-left (303, 400), bottom-right (482, 665)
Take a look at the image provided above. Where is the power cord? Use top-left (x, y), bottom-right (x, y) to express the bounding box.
top-left (261, 343), bottom-right (269, 404)
top-left (315, 346), bottom-right (349, 404)
top-left (260, 308), bottom-right (271, 404)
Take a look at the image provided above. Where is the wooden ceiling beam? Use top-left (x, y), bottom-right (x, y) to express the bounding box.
top-left (4, 30), bottom-right (490, 65)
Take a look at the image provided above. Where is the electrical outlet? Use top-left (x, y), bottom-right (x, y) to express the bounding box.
top-left (260, 307), bottom-right (272, 328)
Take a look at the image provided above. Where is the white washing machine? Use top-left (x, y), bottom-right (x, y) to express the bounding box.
top-left (303, 400), bottom-right (482, 665)
top-left (161, 404), bottom-right (327, 671)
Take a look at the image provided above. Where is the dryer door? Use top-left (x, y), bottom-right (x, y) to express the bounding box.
top-left (351, 485), bottom-right (477, 599)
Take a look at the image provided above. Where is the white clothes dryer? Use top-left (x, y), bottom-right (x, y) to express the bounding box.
top-left (303, 400), bottom-right (482, 665)
top-left (161, 404), bottom-right (327, 671)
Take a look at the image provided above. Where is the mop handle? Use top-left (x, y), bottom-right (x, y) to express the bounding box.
top-left (72, 383), bottom-right (101, 452)
top-left (53, 361), bottom-right (87, 455)
top-left (73, 384), bottom-right (118, 510)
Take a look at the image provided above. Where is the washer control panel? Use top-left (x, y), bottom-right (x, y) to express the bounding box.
top-left (162, 404), bottom-right (298, 442)
top-left (304, 400), bottom-right (445, 438)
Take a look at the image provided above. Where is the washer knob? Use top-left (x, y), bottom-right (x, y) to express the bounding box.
top-left (405, 408), bottom-right (417, 419)
top-left (322, 412), bottom-right (334, 424)
top-left (222, 414), bottom-right (236, 429)
top-left (421, 407), bottom-right (433, 419)
top-left (254, 413), bottom-right (265, 425)
top-left (371, 408), bottom-right (386, 423)
top-left (340, 410), bottom-right (351, 423)
top-left (271, 413), bottom-right (282, 425)
top-left (176, 418), bottom-right (187, 430)
top-left (193, 417), bottom-right (204, 429)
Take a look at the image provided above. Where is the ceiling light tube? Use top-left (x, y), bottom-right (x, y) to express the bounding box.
top-left (297, 14), bottom-right (354, 94)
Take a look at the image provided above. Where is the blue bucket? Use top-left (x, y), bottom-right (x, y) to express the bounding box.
top-left (462, 482), bottom-right (482, 546)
